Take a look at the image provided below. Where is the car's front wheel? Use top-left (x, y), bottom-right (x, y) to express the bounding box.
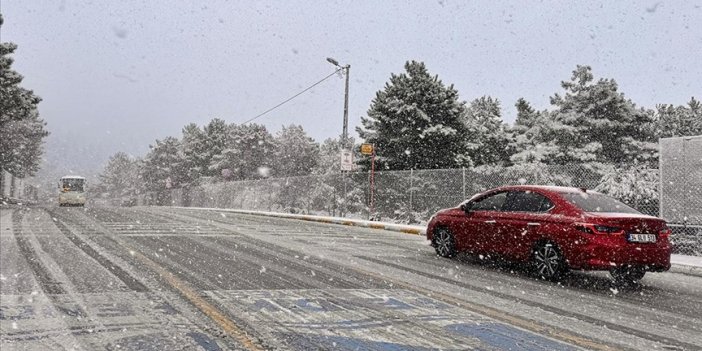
top-left (533, 242), bottom-right (567, 280)
top-left (434, 227), bottom-right (457, 258)
top-left (610, 266), bottom-right (646, 285)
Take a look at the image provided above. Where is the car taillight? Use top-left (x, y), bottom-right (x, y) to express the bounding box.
top-left (659, 225), bottom-right (672, 237)
top-left (574, 223), bottom-right (624, 235)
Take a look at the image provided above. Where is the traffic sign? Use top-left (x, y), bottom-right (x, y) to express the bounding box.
top-left (340, 150), bottom-right (354, 171)
top-left (361, 143), bottom-right (374, 155)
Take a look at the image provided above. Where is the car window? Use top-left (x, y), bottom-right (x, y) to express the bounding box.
top-left (562, 192), bottom-right (640, 214)
top-left (471, 192), bottom-right (508, 211)
top-left (503, 191), bottom-right (553, 213)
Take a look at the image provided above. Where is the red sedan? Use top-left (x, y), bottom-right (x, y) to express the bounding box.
top-left (427, 185), bottom-right (671, 283)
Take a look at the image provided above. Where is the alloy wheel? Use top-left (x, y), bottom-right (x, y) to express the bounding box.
top-left (534, 243), bottom-right (561, 279)
top-left (435, 229), bottom-right (455, 258)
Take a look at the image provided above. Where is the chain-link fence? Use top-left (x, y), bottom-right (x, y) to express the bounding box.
top-left (670, 225), bottom-right (702, 256)
top-left (122, 162), bottom-right (698, 256)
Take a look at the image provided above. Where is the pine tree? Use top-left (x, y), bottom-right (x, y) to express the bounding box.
top-left (656, 97), bottom-right (702, 138)
top-left (141, 137), bottom-right (184, 191)
top-left (98, 152), bottom-right (141, 197)
top-left (548, 65), bottom-right (657, 166)
top-left (514, 98), bottom-right (539, 129)
top-left (357, 61), bottom-right (470, 170)
top-left (210, 123), bottom-right (275, 180)
top-left (509, 99), bottom-right (561, 164)
top-left (273, 125), bottom-right (319, 177)
top-left (462, 96), bottom-right (513, 166)
top-left (202, 118), bottom-right (230, 177)
top-left (0, 14), bottom-right (49, 177)
top-left (180, 123), bottom-right (209, 184)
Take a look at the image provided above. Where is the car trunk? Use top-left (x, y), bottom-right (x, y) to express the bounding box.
top-left (584, 212), bottom-right (667, 234)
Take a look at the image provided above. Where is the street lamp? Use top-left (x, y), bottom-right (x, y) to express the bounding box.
top-left (326, 57), bottom-right (350, 148)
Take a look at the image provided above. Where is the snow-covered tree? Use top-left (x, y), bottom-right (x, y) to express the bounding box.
top-left (273, 124), bottom-right (318, 177)
top-left (202, 118), bottom-right (230, 177)
top-left (140, 137), bottom-right (185, 191)
top-left (595, 165), bottom-right (659, 215)
top-left (312, 137), bottom-right (344, 175)
top-left (357, 61), bottom-right (470, 170)
top-left (210, 123), bottom-right (275, 180)
top-left (180, 123), bottom-right (209, 184)
top-left (0, 14), bottom-right (49, 177)
top-left (509, 99), bottom-right (561, 164)
top-left (656, 97), bottom-right (702, 138)
top-left (547, 65), bottom-right (657, 166)
top-left (462, 96), bottom-right (513, 166)
top-left (98, 152), bottom-right (141, 198)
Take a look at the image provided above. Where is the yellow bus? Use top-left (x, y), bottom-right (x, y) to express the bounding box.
top-left (58, 175), bottom-right (86, 207)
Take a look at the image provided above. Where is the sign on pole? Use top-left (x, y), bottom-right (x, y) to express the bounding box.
top-left (360, 143), bottom-right (374, 155)
top-left (340, 150), bottom-right (354, 171)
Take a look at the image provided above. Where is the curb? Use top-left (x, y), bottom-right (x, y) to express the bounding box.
top-left (669, 261), bottom-right (702, 278)
top-left (172, 206), bottom-right (426, 236)
top-left (170, 206), bottom-right (702, 276)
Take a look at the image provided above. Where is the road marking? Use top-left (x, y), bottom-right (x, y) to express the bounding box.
top-left (124, 247), bottom-right (265, 351)
top-left (347, 262), bottom-right (620, 351)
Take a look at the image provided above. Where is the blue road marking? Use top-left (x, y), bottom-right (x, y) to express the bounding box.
top-left (187, 332), bottom-right (223, 351)
top-left (280, 333), bottom-right (462, 351)
top-left (445, 323), bottom-right (579, 351)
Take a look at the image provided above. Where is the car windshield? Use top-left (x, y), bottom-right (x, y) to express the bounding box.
top-left (562, 192), bottom-right (641, 214)
top-left (2, 2), bottom-right (700, 350)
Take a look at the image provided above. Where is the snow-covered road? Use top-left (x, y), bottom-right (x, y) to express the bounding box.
top-left (1, 206), bottom-right (701, 350)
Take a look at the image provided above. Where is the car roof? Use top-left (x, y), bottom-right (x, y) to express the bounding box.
top-left (490, 185), bottom-right (596, 194)
top-left (61, 175), bottom-right (85, 179)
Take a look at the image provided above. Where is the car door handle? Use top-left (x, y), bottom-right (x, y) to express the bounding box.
top-left (484, 220), bottom-right (497, 224)
top-left (527, 222), bottom-right (541, 226)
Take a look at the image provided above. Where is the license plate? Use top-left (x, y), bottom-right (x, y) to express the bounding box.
top-left (628, 233), bottom-right (657, 243)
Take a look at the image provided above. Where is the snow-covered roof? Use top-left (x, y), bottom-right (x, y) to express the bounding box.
top-left (61, 175), bottom-right (85, 180)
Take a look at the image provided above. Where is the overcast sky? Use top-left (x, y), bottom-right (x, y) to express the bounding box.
top-left (2, 0), bottom-right (701, 177)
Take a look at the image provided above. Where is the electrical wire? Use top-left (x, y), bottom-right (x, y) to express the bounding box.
top-left (241, 68), bottom-right (344, 124)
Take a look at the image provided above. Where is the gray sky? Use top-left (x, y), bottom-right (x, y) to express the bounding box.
top-left (2, 0), bottom-right (701, 177)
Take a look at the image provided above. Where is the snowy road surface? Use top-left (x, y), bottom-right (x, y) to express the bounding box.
top-left (1, 206), bottom-right (701, 350)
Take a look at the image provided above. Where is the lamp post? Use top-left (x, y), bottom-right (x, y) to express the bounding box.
top-left (327, 57), bottom-right (351, 217)
top-left (326, 57), bottom-right (350, 148)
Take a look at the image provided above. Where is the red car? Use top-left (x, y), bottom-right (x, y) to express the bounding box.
top-left (427, 185), bottom-right (671, 283)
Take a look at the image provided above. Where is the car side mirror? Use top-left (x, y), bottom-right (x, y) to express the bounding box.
top-left (460, 202), bottom-right (472, 213)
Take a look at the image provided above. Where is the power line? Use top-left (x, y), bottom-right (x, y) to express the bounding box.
top-left (242, 68), bottom-right (344, 125)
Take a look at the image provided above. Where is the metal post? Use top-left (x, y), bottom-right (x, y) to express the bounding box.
top-left (343, 172), bottom-right (348, 217)
top-left (409, 169), bottom-right (414, 215)
top-left (462, 167), bottom-right (466, 200)
top-left (342, 65), bottom-right (350, 147)
top-left (370, 147), bottom-right (376, 220)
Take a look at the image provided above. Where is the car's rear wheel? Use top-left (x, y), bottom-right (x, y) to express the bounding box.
top-left (533, 242), bottom-right (567, 280)
top-left (610, 266), bottom-right (646, 285)
top-left (434, 227), bottom-right (456, 258)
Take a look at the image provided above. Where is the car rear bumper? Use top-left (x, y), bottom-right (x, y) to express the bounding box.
top-left (567, 240), bottom-right (671, 272)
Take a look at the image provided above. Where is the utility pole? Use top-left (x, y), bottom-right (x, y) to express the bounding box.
top-left (327, 57), bottom-right (351, 217)
top-left (342, 64), bottom-right (350, 148)
top-left (326, 57), bottom-right (350, 148)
